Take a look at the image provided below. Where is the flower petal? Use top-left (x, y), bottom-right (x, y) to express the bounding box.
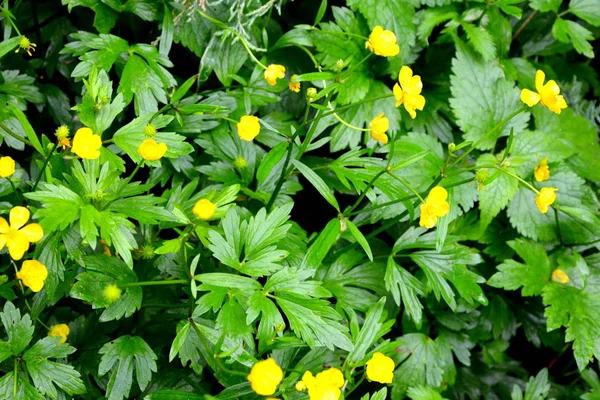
top-left (10, 206), bottom-right (30, 230)
top-left (0, 234), bottom-right (6, 250)
top-left (399, 66), bottom-right (413, 90)
top-left (535, 70), bottom-right (545, 92)
top-left (520, 89), bottom-right (540, 107)
top-left (8, 232), bottom-right (30, 260)
top-left (393, 83), bottom-right (404, 107)
top-left (0, 217), bottom-right (8, 233)
top-left (20, 223), bottom-right (44, 243)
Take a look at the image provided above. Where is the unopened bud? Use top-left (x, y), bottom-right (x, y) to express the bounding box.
top-left (144, 124), bottom-right (157, 137)
top-left (306, 87), bottom-right (317, 102)
top-left (233, 157), bottom-right (248, 169)
top-left (448, 143), bottom-right (456, 152)
top-left (103, 284), bottom-right (122, 304)
top-left (141, 244), bottom-right (155, 259)
top-left (336, 59), bottom-right (344, 70)
top-left (55, 125), bottom-right (70, 139)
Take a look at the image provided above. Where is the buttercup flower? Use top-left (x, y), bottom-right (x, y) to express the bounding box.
top-left (16, 36), bottom-right (36, 56)
top-left (289, 75), bottom-right (301, 93)
top-left (296, 367), bottom-right (345, 400)
top-left (237, 116), bottom-right (261, 141)
top-left (370, 113), bottom-right (389, 144)
top-left (72, 127), bottom-right (102, 159)
top-left (366, 352), bottom-right (395, 384)
top-left (366, 26), bottom-right (400, 57)
top-left (0, 156), bottom-right (16, 178)
top-left (103, 284), bottom-right (122, 304)
top-left (193, 199), bottom-right (216, 220)
top-left (0, 206), bottom-right (44, 260)
top-left (247, 358), bottom-right (283, 396)
top-left (552, 269), bottom-right (570, 284)
top-left (535, 187), bottom-right (558, 214)
top-left (137, 139), bottom-right (168, 161)
top-left (48, 324), bottom-right (70, 344)
top-left (16, 260), bottom-right (47, 292)
top-left (534, 158), bottom-right (550, 182)
top-left (393, 66), bottom-right (426, 119)
top-left (264, 64), bottom-right (286, 86)
top-left (58, 137), bottom-right (72, 150)
top-left (419, 186), bottom-right (450, 229)
top-left (520, 70), bottom-right (567, 114)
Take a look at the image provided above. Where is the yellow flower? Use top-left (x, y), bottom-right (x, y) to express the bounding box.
top-left (366, 352), bottom-right (395, 384)
top-left (365, 26), bottom-right (400, 57)
top-left (103, 284), bottom-right (122, 304)
top-left (16, 260), bottom-right (47, 292)
top-left (535, 187), bottom-right (558, 214)
top-left (0, 156), bottom-right (16, 178)
top-left (264, 64), bottom-right (286, 86)
top-left (247, 358), bottom-right (283, 396)
top-left (298, 368), bottom-right (345, 400)
top-left (551, 269), bottom-right (569, 284)
top-left (58, 137), bottom-right (72, 151)
top-left (534, 158), bottom-right (550, 182)
top-left (419, 186), bottom-right (450, 229)
top-left (137, 139), bottom-right (168, 161)
top-left (520, 70), bottom-right (567, 114)
top-left (193, 199), bottom-right (216, 220)
top-left (0, 206), bottom-right (44, 260)
top-left (48, 324), bottom-right (70, 344)
top-left (393, 66), bottom-right (426, 119)
top-left (72, 127), bottom-right (102, 159)
top-left (16, 36), bottom-right (36, 56)
top-left (289, 75), bottom-right (301, 93)
top-left (237, 116), bottom-right (261, 142)
top-left (370, 113), bottom-right (389, 144)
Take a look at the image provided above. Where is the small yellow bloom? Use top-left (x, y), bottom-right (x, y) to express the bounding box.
top-left (48, 324), bottom-right (70, 344)
top-left (264, 64), bottom-right (286, 86)
top-left (534, 158), bottom-right (550, 182)
top-left (103, 284), bottom-right (122, 304)
top-left (247, 358), bottom-right (283, 396)
top-left (551, 269), bottom-right (570, 284)
top-left (55, 125), bottom-right (70, 139)
top-left (520, 70), bottom-right (567, 114)
top-left (365, 26), bottom-right (400, 57)
top-left (298, 368), bottom-right (344, 400)
top-left (137, 139), bottom-right (168, 161)
top-left (366, 352), bottom-right (395, 384)
top-left (393, 66), bottom-right (426, 119)
top-left (0, 156), bottom-right (16, 178)
top-left (419, 186), bottom-right (450, 229)
top-left (16, 260), bottom-right (47, 292)
top-left (0, 206), bottom-right (44, 260)
top-left (72, 127), bottom-right (102, 159)
top-left (16, 36), bottom-right (36, 56)
top-left (193, 199), bottom-right (216, 220)
top-left (370, 113), bottom-right (389, 144)
top-left (58, 137), bottom-right (72, 151)
top-left (535, 187), bottom-right (558, 214)
top-left (237, 116), bottom-right (261, 142)
top-left (289, 75), bottom-right (301, 93)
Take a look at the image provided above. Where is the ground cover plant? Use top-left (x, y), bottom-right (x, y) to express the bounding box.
top-left (0, 0), bottom-right (599, 399)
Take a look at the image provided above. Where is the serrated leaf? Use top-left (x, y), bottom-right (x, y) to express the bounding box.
top-left (293, 159), bottom-right (340, 211)
top-left (385, 257), bottom-right (424, 325)
top-left (569, 0), bottom-right (600, 26)
top-left (345, 219), bottom-right (373, 261)
top-left (462, 22), bottom-right (497, 61)
top-left (347, 297), bottom-right (387, 365)
top-left (395, 333), bottom-right (447, 392)
top-left (552, 18), bottom-right (594, 58)
top-left (0, 301), bottom-right (34, 358)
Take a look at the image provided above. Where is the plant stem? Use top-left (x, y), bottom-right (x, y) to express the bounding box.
top-left (495, 167), bottom-right (539, 193)
top-left (305, 94), bottom-right (394, 124)
top-left (6, 178), bottom-right (19, 199)
top-left (386, 171), bottom-right (425, 202)
top-left (208, 113), bottom-right (239, 125)
top-left (267, 131), bottom-right (299, 211)
top-left (330, 109), bottom-right (370, 132)
top-left (13, 357), bottom-right (18, 398)
top-left (342, 53), bottom-right (372, 78)
top-left (345, 169), bottom-right (387, 216)
top-left (554, 207), bottom-right (564, 245)
top-left (0, 122), bottom-right (33, 147)
top-left (512, 10), bottom-right (538, 42)
top-left (310, 26), bottom-right (368, 41)
top-left (32, 142), bottom-right (58, 191)
top-left (119, 279), bottom-right (188, 288)
top-left (102, 162), bottom-right (143, 210)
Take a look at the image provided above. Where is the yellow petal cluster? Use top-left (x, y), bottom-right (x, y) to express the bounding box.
top-left (72, 127), bottom-right (102, 159)
top-left (296, 367), bottom-right (344, 400)
top-left (193, 199), bottom-right (216, 220)
top-left (48, 324), bottom-right (70, 344)
top-left (137, 139), bottom-right (167, 161)
top-left (237, 116), bottom-right (261, 142)
top-left (366, 352), bottom-right (395, 384)
top-left (16, 260), bottom-right (48, 292)
top-left (534, 158), bottom-right (550, 182)
top-left (393, 66), bottom-right (425, 119)
top-left (370, 113), bottom-right (389, 144)
top-left (16, 36), bottom-right (36, 56)
top-left (264, 64), bottom-right (286, 86)
top-left (247, 358), bottom-right (283, 396)
top-left (289, 75), bottom-right (301, 93)
top-left (419, 186), bottom-right (450, 229)
top-left (520, 70), bottom-right (567, 114)
top-left (0, 206), bottom-right (44, 260)
top-left (366, 26), bottom-right (400, 57)
top-left (0, 156), bottom-right (16, 178)
top-left (535, 187), bottom-right (558, 214)
top-left (551, 268), bottom-right (570, 284)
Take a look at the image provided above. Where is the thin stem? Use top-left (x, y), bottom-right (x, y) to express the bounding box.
top-left (0, 122), bottom-right (33, 147)
top-left (13, 357), bottom-right (18, 398)
top-left (102, 162), bottom-right (143, 210)
top-left (305, 94), bottom-right (394, 124)
top-left (119, 279), bottom-right (188, 288)
top-left (495, 167), bottom-right (539, 194)
top-left (0, 7), bottom-right (21, 35)
top-left (310, 26), bottom-right (368, 41)
top-left (267, 132), bottom-right (299, 211)
top-left (343, 53), bottom-right (372, 78)
top-left (6, 178), bottom-right (19, 199)
top-left (554, 207), bottom-right (564, 245)
top-left (32, 142), bottom-right (58, 191)
top-left (512, 10), bottom-right (538, 42)
top-left (208, 113), bottom-right (239, 124)
top-left (330, 110), bottom-right (370, 132)
top-left (345, 374), bottom-right (366, 397)
top-left (345, 169), bottom-right (387, 216)
top-left (386, 171), bottom-right (425, 202)
top-left (299, 109), bottom-right (324, 157)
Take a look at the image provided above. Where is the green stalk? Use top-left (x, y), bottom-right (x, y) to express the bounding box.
top-left (119, 279), bottom-right (188, 288)
top-left (495, 166), bottom-right (539, 194)
top-left (0, 122), bottom-right (33, 147)
top-left (32, 141), bottom-right (58, 191)
top-left (305, 94), bottom-right (394, 124)
top-left (266, 130), bottom-right (300, 211)
top-left (345, 169), bottom-right (387, 216)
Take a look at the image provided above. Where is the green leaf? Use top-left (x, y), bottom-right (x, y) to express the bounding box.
top-left (523, 369), bottom-right (551, 400)
top-left (450, 40), bottom-right (529, 150)
top-left (0, 372), bottom-right (44, 400)
top-left (569, 0), bottom-right (600, 26)
top-left (0, 36), bottom-right (21, 59)
top-left (25, 184), bottom-right (84, 232)
top-left (61, 32), bottom-right (129, 76)
top-left (462, 22), bottom-right (497, 61)
top-left (170, 74), bottom-right (197, 104)
top-left (98, 335), bottom-right (158, 400)
top-left (145, 390), bottom-right (204, 400)
top-left (345, 219), bottom-right (373, 261)
top-left (347, 297), bottom-right (387, 365)
top-left (552, 18), bottom-right (594, 58)
top-left (70, 255), bottom-right (142, 322)
top-left (293, 159), bottom-right (340, 211)
top-left (407, 385), bottom-right (446, 400)
top-left (0, 301), bottom-right (34, 358)
top-left (62, 0), bottom-right (119, 33)
top-left (385, 257), bottom-right (424, 325)
top-left (202, 36), bottom-right (248, 86)
top-left (394, 333), bottom-right (447, 392)
top-left (257, 142), bottom-right (288, 183)
top-left (476, 157), bottom-right (518, 226)
top-left (529, 0), bottom-right (562, 12)
top-left (488, 239), bottom-right (551, 296)
top-left (418, 7), bottom-right (458, 42)
top-left (302, 218), bottom-right (341, 269)
top-left (23, 337), bottom-right (86, 397)
top-left (8, 103), bottom-right (45, 155)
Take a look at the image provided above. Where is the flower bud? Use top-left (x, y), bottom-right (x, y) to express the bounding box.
top-left (141, 244), bottom-right (155, 260)
top-left (448, 142), bottom-right (456, 152)
top-left (55, 125), bottom-right (70, 139)
top-left (103, 284), bottom-right (122, 304)
top-left (336, 59), bottom-right (344, 70)
top-left (306, 87), bottom-right (317, 102)
top-left (233, 157), bottom-right (248, 169)
top-left (275, 322), bottom-right (285, 332)
top-left (144, 124), bottom-right (157, 137)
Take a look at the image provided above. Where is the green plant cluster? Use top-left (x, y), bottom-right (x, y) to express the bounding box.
top-left (0, 0), bottom-right (599, 399)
